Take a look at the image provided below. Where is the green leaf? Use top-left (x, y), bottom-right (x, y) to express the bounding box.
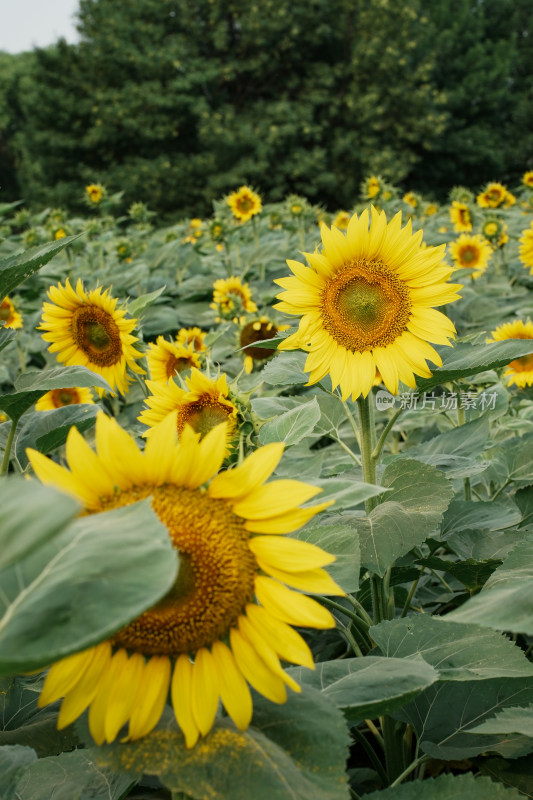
top-left (371, 616), bottom-right (533, 680)
top-left (0, 235), bottom-right (82, 298)
top-left (97, 688), bottom-right (351, 800)
top-left (357, 459), bottom-right (453, 576)
top-left (0, 499), bottom-right (178, 675)
top-left (0, 326), bottom-right (16, 353)
top-left (14, 365), bottom-right (110, 393)
top-left (294, 517), bottom-right (361, 593)
top-left (288, 656), bottom-right (438, 721)
top-left (308, 478), bottom-right (385, 511)
top-left (124, 285), bottom-right (166, 318)
top-left (395, 678), bottom-right (533, 760)
top-left (417, 556), bottom-right (501, 591)
top-left (488, 433), bottom-right (533, 488)
top-left (446, 537), bottom-right (533, 633)
top-left (468, 705), bottom-right (533, 737)
top-left (416, 340), bottom-right (533, 392)
top-left (366, 773), bottom-right (522, 799)
top-left (0, 746), bottom-right (37, 800)
top-left (14, 405), bottom-right (98, 468)
top-left (446, 529), bottom-right (524, 562)
top-left (411, 416), bottom-right (490, 459)
top-left (261, 351), bottom-right (309, 385)
top-left (480, 756), bottom-right (533, 798)
top-left (442, 500), bottom-right (521, 536)
top-left (259, 397), bottom-right (321, 446)
top-left (0, 478), bottom-right (79, 571)
top-left (15, 749), bottom-right (134, 800)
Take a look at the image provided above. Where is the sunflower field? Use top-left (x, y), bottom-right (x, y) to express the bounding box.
top-left (2, 173), bottom-right (533, 800)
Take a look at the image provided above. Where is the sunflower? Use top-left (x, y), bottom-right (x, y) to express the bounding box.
top-left (240, 318), bottom-right (288, 374)
top-left (363, 176), bottom-right (382, 200)
top-left (139, 369), bottom-right (238, 452)
top-left (54, 228), bottom-right (67, 240)
top-left (449, 233), bottom-right (492, 278)
top-left (333, 211), bottom-right (351, 230)
top-left (274, 207), bottom-right (461, 400)
top-left (403, 192), bottom-right (419, 209)
top-left (482, 218), bottom-right (508, 249)
top-left (449, 201), bottom-right (472, 232)
top-left (477, 182), bottom-right (514, 209)
top-left (0, 296), bottom-right (23, 329)
top-left (227, 186), bottom-right (262, 223)
top-left (487, 320), bottom-right (533, 388)
top-left (85, 184), bottom-right (104, 204)
top-left (35, 387), bottom-right (95, 411)
top-left (28, 413), bottom-right (339, 747)
top-left (519, 221), bottom-right (533, 275)
top-left (424, 203), bottom-right (438, 217)
top-left (523, 171), bottom-right (533, 189)
top-left (176, 327), bottom-right (208, 353)
top-left (146, 337), bottom-right (202, 383)
top-left (211, 276), bottom-right (258, 323)
top-left (39, 279), bottom-right (144, 396)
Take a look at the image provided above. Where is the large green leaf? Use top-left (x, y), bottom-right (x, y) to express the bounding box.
top-left (0, 235), bottom-right (81, 298)
top-left (14, 749), bottom-right (134, 800)
top-left (288, 656), bottom-right (438, 721)
top-left (395, 678), bottom-right (533, 760)
top-left (97, 688), bottom-right (350, 800)
top-left (480, 756), bottom-right (533, 798)
top-left (441, 499), bottom-right (521, 536)
top-left (416, 340), bottom-right (533, 392)
top-left (261, 351), bottom-right (309, 385)
top-left (0, 478), bottom-right (79, 572)
top-left (410, 416), bottom-right (490, 459)
top-left (0, 499), bottom-right (178, 674)
top-left (356, 459), bottom-right (453, 576)
top-left (468, 705), bottom-right (533, 737)
top-left (366, 773), bottom-right (522, 799)
top-left (259, 397), bottom-right (321, 446)
top-left (0, 746), bottom-right (37, 800)
top-left (416, 555), bottom-right (501, 591)
top-left (14, 405), bottom-right (99, 468)
top-left (371, 616), bottom-right (533, 680)
top-left (446, 537), bottom-right (533, 633)
top-left (0, 326), bottom-right (16, 353)
top-left (488, 433), bottom-right (533, 489)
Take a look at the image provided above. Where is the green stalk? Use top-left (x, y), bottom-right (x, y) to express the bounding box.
top-left (351, 727), bottom-right (389, 787)
top-left (456, 399), bottom-right (471, 500)
top-left (1, 419), bottom-right (17, 476)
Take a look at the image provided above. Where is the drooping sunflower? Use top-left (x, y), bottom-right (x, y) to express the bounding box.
top-left (487, 320), bottom-right (533, 388)
top-left (477, 182), bottom-right (515, 209)
top-left (176, 326), bottom-right (208, 353)
top-left (519, 221), bottom-right (533, 275)
top-left (85, 183), bottom-right (104, 204)
top-left (35, 387), bottom-right (95, 411)
top-left (211, 276), bottom-right (258, 323)
top-left (362, 176), bottom-right (382, 200)
top-left (274, 207), bottom-right (461, 400)
top-left (239, 318), bottom-right (289, 374)
top-left (227, 186), bottom-right (262, 223)
top-left (449, 201), bottom-right (472, 232)
top-left (523, 171), bottom-right (533, 189)
top-left (403, 192), bottom-right (420, 210)
top-left (333, 211), bottom-right (351, 230)
top-left (39, 279), bottom-right (144, 396)
top-left (139, 369), bottom-right (238, 451)
top-left (28, 413), bottom-right (339, 747)
top-left (146, 337), bottom-right (202, 383)
top-left (0, 296), bottom-right (23, 329)
top-left (449, 233), bottom-right (492, 278)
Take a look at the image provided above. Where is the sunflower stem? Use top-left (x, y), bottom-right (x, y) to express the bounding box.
top-left (372, 407), bottom-right (404, 462)
top-left (1, 418), bottom-right (17, 476)
top-left (456, 401), bottom-right (471, 500)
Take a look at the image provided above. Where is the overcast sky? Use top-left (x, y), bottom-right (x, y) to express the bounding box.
top-left (0, 0), bottom-right (80, 54)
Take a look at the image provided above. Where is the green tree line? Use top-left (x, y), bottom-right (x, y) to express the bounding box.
top-left (0, 0), bottom-right (531, 216)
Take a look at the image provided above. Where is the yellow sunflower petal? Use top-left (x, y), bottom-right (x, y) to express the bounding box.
top-left (248, 536), bottom-right (335, 571)
top-left (244, 604), bottom-right (314, 669)
top-left (172, 655), bottom-right (200, 749)
top-left (88, 648), bottom-right (129, 745)
top-left (104, 652), bottom-right (145, 743)
top-left (237, 616), bottom-right (301, 693)
top-left (191, 647), bottom-right (220, 737)
top-left (128, 655), bottom-right (171, 741)
top-left (232, 480), bottom-right (322, 520)
top-left (57, 642), bottom-right (112, 730)
top-left (244, 500), bottom-right (334, 534)
top-left (39, 647), bottom-right (96, 707)
top-left (211, 640), bottom-right (253, 731)
top-left (257, 560), bottom-right (345, 596)
top-left (209, 442), bottom-right (285, 500)
top-left (27, 449), bottom-right (95, 507)
top-left (254, 576), bottom-right (335, 629)
top-left (229, 628), bottom-right (287, 704)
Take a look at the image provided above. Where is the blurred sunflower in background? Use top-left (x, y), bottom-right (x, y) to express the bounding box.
top-left (488, 320), bottom-right (533, 387)
top-left (333, 211), bottom-right (351, 230)
top-left (449, 233), bottom-right (492, 278)
top-left (211, 276), bottom-right (258, 323)
top-left (275, 207), bottom-right (461, 399)
top-left (227, 186), bottom-right (262, 223)
top-left (176, 326), bottom-right (208, 353)
top-left (28, 413), bottom-right (339, 747)
top-left (85, 183), bottom-right (105, 205)
top-left (362, 176), bottom-right (382, 200)
top-left (519, 221), bottom-right (533, 274)
top-left (35, 387), bottom-right (95, 411)
top-left (139, 369), bottom-right (238, 451)
top-left (449, 201), bottom-right (472, 232)
top-left (39, 279), bottom-right (144, 395)
top-left (523, 171), bottom-right (533, 189)
top-left (477, 182), bottom-right (515, 209)
top-left (146, 337), bottom-right (202, 382)
top-left (0, 296), bottom-right (23, 329)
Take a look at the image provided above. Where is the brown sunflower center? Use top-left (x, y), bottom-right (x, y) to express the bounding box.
top-left (459, 246), bottom-right (479, 265)
top-left (236, 196), bottom-right (254, 213)
top-left (459, 209), bottom-right (470, 224)
top-left (166, 354), bottom-right (194, 379)
top-left (0, 305), bottom-right (11, 321)
top-left (178, 400), bottom-right (234, 439)
top-left (321, 259), bottom-right (412, 352)
top-left (71, 305), bottom-right (123, 366)
top-left (51, 388), bottom-right (80, 407)
top-left (509, 349), bottom-right (533, 373)
top-left (99, 484), bottom-right (256, 654)
top-left (240, 321), bottom-right (276, 361)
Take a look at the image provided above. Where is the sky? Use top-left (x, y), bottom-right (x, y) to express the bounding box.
top-left (0, 0), bottom-right (80, 54)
